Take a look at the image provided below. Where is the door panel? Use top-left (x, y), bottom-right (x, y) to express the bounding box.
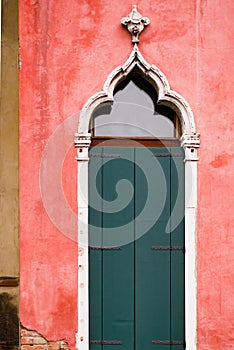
top-left (89, 146), bottom-right (185, 350)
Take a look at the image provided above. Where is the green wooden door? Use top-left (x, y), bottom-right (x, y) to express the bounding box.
top-left (89, 146), bottom-right (185, 350)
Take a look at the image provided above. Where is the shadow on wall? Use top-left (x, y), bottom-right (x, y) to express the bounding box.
top-left (0, 293), bottom-right (19, 350)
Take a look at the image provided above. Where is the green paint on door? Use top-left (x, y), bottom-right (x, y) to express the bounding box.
top-left (89, 147), bottom-right (185, 349)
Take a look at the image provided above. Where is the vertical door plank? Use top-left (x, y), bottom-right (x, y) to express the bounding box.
top-left (89, 147), bottom-right (103, 350)
top-left (102, 147), bottom-right (135, 350)
top-left (170, 148), bottom-right (185, 348)
top-left (135, 147), bottom-right (171, 350)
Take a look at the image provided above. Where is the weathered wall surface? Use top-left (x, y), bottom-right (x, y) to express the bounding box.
top-left (0, 0), bottom-right (19, 348)
top-left (19, 0), bottom-right (234, 349)
top-left (196, 1), bottom-right (234, 348)
top-left (0, 0), bottom-right (19, 280)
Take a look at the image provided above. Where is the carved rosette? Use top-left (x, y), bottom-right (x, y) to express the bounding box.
top-left (121, 5), bottom-right (150, 44)
top-left (74, 133), bottom-right (91, 161)
top-left (180, 133), bottom-right (200, 161)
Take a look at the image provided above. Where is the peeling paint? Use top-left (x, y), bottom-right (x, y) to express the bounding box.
top-left (21, 325), bottom-right (70, 350)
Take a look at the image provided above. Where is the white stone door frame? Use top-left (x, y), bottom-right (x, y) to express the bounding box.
top-left (75, 45), bottom-right (200, 350)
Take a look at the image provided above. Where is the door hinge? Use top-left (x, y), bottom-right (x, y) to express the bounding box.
top-left (89, 246), bottom-right (121, 250)
top-left (90, 340), bottom-right (122, 345)
top-left (152, 340), bottom-right (185, 345)
top-left (90, 153), bottom-right (122, 158)
top-left (151, 246), bottom-right (185, 251)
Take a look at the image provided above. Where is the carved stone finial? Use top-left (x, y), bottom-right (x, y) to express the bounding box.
top-left (121, 5), bottom-right (150, 44)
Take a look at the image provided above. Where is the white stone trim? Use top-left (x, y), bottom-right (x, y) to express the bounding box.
top-left (75, 133), bottom-right (91, 349)
top-left (78, 45), bottom-right (196, 137)
top-left (75, 47), bottom-right (200, 350)
top-left (184, 156), bottom-right (198, 350)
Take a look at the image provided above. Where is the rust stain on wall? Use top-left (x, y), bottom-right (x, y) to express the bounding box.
top-left (210, 152), bottom-right (232, 168)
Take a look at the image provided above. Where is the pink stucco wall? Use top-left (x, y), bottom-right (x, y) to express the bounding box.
top-left (19, 0), bottom-right (234, 349)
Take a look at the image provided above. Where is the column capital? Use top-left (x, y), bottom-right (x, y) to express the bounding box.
top-left (180, 132), bottom-right (200, 161)
top-left (74, 133), bottom-right (91, 161)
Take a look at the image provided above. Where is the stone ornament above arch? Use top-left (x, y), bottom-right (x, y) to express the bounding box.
top-left (75, 44), bottom-right (200, 161)
top-left (121, 4), bottom-right (150, 44)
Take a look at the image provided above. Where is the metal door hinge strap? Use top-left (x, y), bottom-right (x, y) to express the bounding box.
top-left (89, 246), bottom-right (121, 250)
top-left (90, 153), bottom-right (122, 158)
top-left (90, 340), bottom-right (122, 345)
top-left (151, 246), bottom-right (185, 251)
top-left (152, 340), bottom-right (185, 345)
top-left (152, 153), bottom-right (183, 157)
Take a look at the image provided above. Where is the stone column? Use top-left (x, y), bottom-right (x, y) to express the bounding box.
top-left (181, 132), bottom-right (200, 350)
top-left (74, 133), bottom-right (91, 350)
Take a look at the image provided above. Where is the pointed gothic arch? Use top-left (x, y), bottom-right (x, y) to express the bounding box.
top-left (78, 45), bottom-right (197, 137)
top-left (75, 45), bottom-right (200, 350)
